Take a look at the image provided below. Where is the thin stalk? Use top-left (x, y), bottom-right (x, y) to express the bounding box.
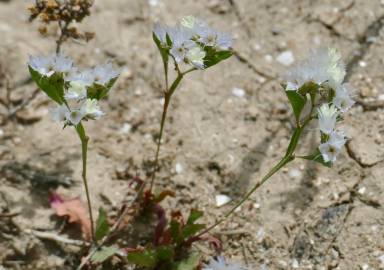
top-left (149, 73), bottom-right (184, 191)
top-left (56, 21), bottom-right (69, 54)
top-left (195, 154), bottom-right (294, 239)
top-left (76, 123), bottom-right (95, 242)
top-left (196, 122), bottom-right (309, 237)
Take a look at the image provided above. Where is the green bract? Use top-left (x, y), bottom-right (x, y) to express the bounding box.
top-left (29, 66), bottom-right (65, 104)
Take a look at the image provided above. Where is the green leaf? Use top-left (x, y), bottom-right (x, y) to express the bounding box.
top-left (285, 127), bottom-right (302, 157)
top-left (154, 246), bottom-right (174, 261)
top-left (87, 77), bottom-right (118, 100)
top-left (153, 32), bottom-right (169, 80)
top-left (186, 209), bottom-right (203, 225)
top-left (300, 149), bottom-right (332, 167)
top-left (181, 224), bottom-right (206, 240)
top-left (29, 66), bottom-right (65, 104)
top-left (173, 253), bottom-right (200, 270)
top-left (127, 249), bottom-right (158, 268)
top-left (203, 47), bottom-right (233, 69)
top-left (285, 90), bottom-right (307, 123)
top-left (95, 208), bottom-right (109, 241)
top-left (127, 247), bottom-right (174, 268)
top-left (75, 122), bottom-right (87, 141)
top-left (170, 220), bottom-right (182, 244)
top-left (91, 246), bottom-right (119, 264)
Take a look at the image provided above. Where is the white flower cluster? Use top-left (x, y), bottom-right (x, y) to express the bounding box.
top-left (287, 48), bottom-right (355, 163)
top-left (154, 15), bottom-right (233, 69)
top-left (28, 54), bottom-right (119, 126)
top-left (203, 256), bottom-right (248, 270)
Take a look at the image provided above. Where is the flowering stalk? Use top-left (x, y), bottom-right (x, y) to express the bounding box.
top-left (197, 48), bottom-right (354, 237)
top-left (28, 54), bottom-right (119, 243)
top-left (150, 16), bottom-right (233, 191)
top-left (75, 123), bottom-right (95, 241)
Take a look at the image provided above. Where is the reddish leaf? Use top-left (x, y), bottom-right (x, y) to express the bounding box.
top-left (153, 204), bottom-right (167, 246)
top-left (50, 192), bottom-right (92, 240)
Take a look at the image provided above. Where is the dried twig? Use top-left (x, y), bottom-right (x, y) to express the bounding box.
top-left (26, 229), bottom-right (88, 247)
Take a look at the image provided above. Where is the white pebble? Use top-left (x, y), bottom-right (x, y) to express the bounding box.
top-left (359, 61), bottom-right (367, 67)
top-left (232, 87), bottom-right (245, 98)
top-left (378, 94), bottom-right (384, 101)
top-left (254, 203), bottom-right (261, 209)
top-left (358, 186), bottom-right (366, 195)
top-left (215, 194), bottom-right (231, 207)
top-left (120, 123), bottom-right (132, 134)
top-left (0, 128), bottom-right (4, 137)
top-left (361, 263), bottom-right (370, 270)
top-left (288, 168), bottom-right (302, 179)
top-left (175, 163), bottom-right (183, 174)
top-left (291, 259), bottom-right (299, 269)
top-left (276, 50), bottom-right (295, 66)
top-left (264, 54), bottom-right (273, 63)
top-left (256, 227), bottom-right (265, 243)
top-left (148, 0), bottom-right (160, 6)
top-left (253, 43), bottom-right (262, 51)
top-left (379, 254), bottom-right (384, 264)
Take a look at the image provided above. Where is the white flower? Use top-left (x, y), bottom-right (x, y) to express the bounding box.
top-left (203, 256), bottom-right (248, 270)
top-left (64, 81), bottom-right (88, 100)
top-left (186, 46), bottom-right (206, 69)
top-left (53, 54), bottom-right (75, 75)
top-left (287, 48), bottom-right (345, 90)
top-left (198, 26), bottom-right (218, 47)
top-left (317, 104), bottom-right (338, 135)
top-left (154, 22), bottom-right (168, 44)
top-left (92, 63), bottom-right (120, 86)
top-left (28, 55), bottom-right (55, 77)
top-left (65, 109), bottom-right (84, 125)
top-left (168, 26), bottom-right (195, 63)
top-left (286, 81), bottom-right (300, 91)
top-left (333, 83), bottom-right (355, 112)
top-left (180, 15), bottom-right (197, 29)
top-left (81, 99), bottom-right (104, 119)
top-left (28, 54), bottom-right (75, 77)
top-left (50, 104), bottom-right (69, 122)
top-left (66, 69), bottom-right (95, 86)
top-left (216, 31), bottom-right (233, 50)
top-left (319, 131), bottom-right (346, 162)
top-left (326, 48), bottom-right (346, 89)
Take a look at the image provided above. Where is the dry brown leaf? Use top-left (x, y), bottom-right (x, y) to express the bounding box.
top-left (50, 193), bottom-right (91, 240)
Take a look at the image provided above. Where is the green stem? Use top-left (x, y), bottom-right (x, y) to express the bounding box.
top-left (196, 126), bottom-right (306, 238)
top-left (149, 74), bottom-right (184, 191)
top-left (195, 154), bottom-right (294, 239)
top-left (76, 123), bottom-right (95, 242)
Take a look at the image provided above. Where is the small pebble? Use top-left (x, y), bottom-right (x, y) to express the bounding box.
top-left (379, 254), bottom-right (384, 264)
top-left (232, 87), bottom-right (245, 98)
top-left (256, 227), bottom-right (265, 243)
top-left (276, 50), bottom-right (295, 66)
top-left (120, 123), bottom-right (132, 134)
top-left (358, 186), bottom-right (366, 195)
top-left (264, 54), bottom-right (273, 62)
top-left (359, 61), bottom-right (367, 67)
top-left (215, 194), bottom-right (231, 207)
top-left (148, 0), bottom-right (160, 6)
top-left (288, 168), bottom-right (302, 179)
top-left (175, 163), bottom-right (183, 174)
top-left (291, 258), bottom-right (299, 269)
top-left (0, 128), bottom-right (4, 137)
top-left (253, 203), bottom-right (261, 209)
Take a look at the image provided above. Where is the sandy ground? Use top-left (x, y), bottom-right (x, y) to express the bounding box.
top-left (1, 0), bottom-right (384, 269)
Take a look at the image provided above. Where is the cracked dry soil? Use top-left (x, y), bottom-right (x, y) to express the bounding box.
top-left (1, 0), bottom-right (384, 269)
